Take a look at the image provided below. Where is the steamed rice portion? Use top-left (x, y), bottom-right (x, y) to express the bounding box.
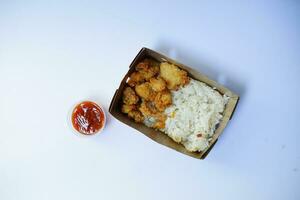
top-left (160, 79), bottom-right (229, 152)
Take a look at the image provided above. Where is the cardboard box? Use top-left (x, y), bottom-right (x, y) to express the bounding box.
top-left (109, 47), bottom-right (239, 159)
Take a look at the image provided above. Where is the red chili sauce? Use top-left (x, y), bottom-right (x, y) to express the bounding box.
top-left (71, 101), bottom-right (105, 135)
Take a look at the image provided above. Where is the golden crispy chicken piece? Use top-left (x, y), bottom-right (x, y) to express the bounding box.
top-left (135, 59), bottom-right (150, 71)
top-left (136, 59), bottom-right (159, 80)
top-left (139, 105), bottom-right (166, 129)
top-left (153, 121), bottom-right (165, 129)
top-left (128, 110), bottom-right (144, 123)
top-left (149, 77), bottom-right (166, 92)
top-left (160, 62), bottom-right (189, 90)
top-left (127, 72), bottom-right (145, 87)
top-left (136, 59), bottom-right (158, 71)
top-left (139, 100), bottom-right (158, 116)
top-left (142, 66), bottom-right (159, 80)
top-left (122, 87), bottom-right (139, 105)
top-left (135, 82), bottom-right (156, 101)
top-left (152, 113), bottom-right (167, 129)
top-left (154, 90), bottom-right (172, 111)
top-left (121, 104), bottom-right (136, 114)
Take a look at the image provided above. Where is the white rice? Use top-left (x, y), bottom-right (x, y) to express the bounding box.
top-left (160, 79), bottom-right (229, 152)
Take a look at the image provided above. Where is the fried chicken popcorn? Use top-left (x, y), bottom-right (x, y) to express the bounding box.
top-left (122, 87), bottom-right (139, 105)
top-left (152, 121), bottom-right (165, 129)
top-left (149, 77), bottom-right (166, 92)
top-left (128, 110), bottom-right (144, 123)
top-left (127, 59), bottom-right (160, 87)
top-left (152, 113), bottom-right (167, 129)
top-left (139, 101), bottom-right (167, 129)
top-left (127, 72), bottom-right (145, 87)
top-left (139, 100), bottom-right (158, 116)
top-left (136, 59), bottom-right (159, 80)
top-left (121, 104), bottom-right (136, 114)
top-left (160, 62), bottom-right (189, 90)
top-left (154, 90), bottom-right (172, 111)
top-left (135, 82), bottom-right (156, 101)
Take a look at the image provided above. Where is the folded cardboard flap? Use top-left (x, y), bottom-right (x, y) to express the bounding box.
top-left (109, 47), bottom-right (239, 159)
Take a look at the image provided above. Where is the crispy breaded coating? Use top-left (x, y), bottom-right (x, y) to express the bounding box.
top-left (152, 113), bottom-right (167, 129)
top-left (122, 87), bottom-right (139, 105)
top-left (149, 77), bottom-right (166, 92)
top-left (135, 82), bottom-right (156, 101)
top-left (139, 100), bottom-right (158, 116)
top-left (135, 59), bottom-right (149, 71)
top-left (160, 62), bottom-right (189, 90)
top-left (153, 120), bottom-right (165, 129)
top-left (127, 72), bottom-right (145, 87)
top-left (136, 59), bottom-right (159, 80)
top-left (128, 110), bottom-right (144, 123)
top-left (121, 104), bottom-right (136, 114)
top-left (136, 59), bottom-right (157, 70)
top-left (154, 90), bottom-right (172, 111)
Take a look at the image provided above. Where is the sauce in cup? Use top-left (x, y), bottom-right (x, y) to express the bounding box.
top-left (71, 101), bottom-right (105, 135)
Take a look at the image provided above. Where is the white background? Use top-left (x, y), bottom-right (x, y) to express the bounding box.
top-left (0, 1), bottom-right (299, 200)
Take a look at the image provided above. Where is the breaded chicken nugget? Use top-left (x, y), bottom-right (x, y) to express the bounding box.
top-left (139, 100), bottom-right (158, 116)
top-left (160, 62), bottom-right (189, 90)
top-left (152, 113), bottom-right (167, 129)
top-left (121, 104), bottom-right (136, 114)
top-left (144, 65), bottom-right (159, 80)
top-left (153, 120), bottom-right (165, 129)
top-left (136, 59), bottom-right (157, 70)
top-left (127, 71), bottom-right (145, 87)
top-left (135, 82), bottom-right (156, 101)
top-left (128, 110), bottom-right (144, 123)
top-left (154, 90), bottom-right (172, 111)
top-left (149, 77), bottom-right (166, 92)
top-left (136, 59), bottom-right (159, 80)
top-left (135, 59), bottom-right (150, 71)
top-left (122, 87), bottom-right (139, 105)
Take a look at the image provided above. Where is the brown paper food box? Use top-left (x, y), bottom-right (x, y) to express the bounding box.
top-left (109, 47), bottom-right (239, 159)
